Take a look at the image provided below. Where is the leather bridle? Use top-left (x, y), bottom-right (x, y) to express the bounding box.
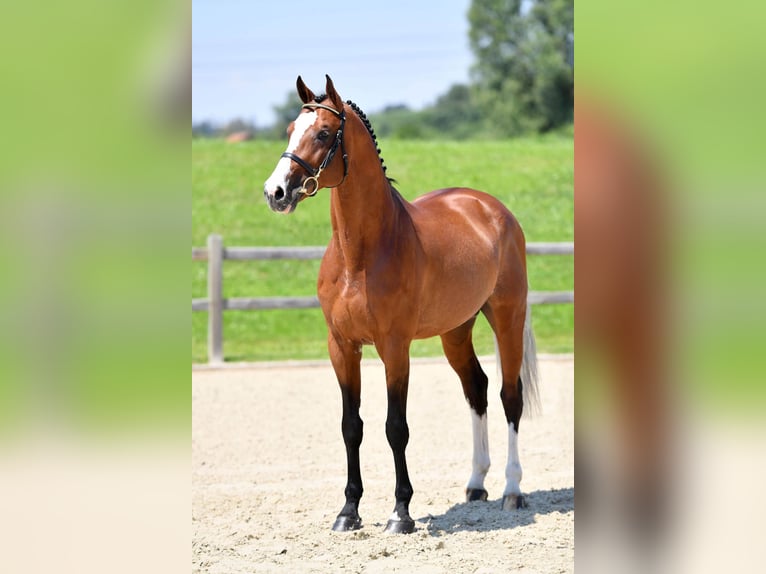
top-left (280, 102), bottom-right (348, 196)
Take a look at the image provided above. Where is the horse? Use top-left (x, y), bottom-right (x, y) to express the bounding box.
top-left (263, 75), bottom-right (539, 534)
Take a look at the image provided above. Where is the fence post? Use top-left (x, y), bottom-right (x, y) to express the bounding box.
top-left (207, 234), bottom-right (224, 364)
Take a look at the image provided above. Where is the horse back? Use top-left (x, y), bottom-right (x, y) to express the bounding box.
top-left (409, 187), bottom-right (525, 266)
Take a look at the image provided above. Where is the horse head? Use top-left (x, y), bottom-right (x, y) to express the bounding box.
top-left (264, 75), bottom-right (348, 214)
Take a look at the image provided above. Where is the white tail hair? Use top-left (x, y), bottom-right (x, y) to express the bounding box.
top-left (520, 303), bottom-right (541, 416)
top-left (494, 304), bottom-right (541, 417)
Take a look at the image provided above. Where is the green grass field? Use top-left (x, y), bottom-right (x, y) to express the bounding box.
top-left (192, 136), bottom-right (573, 363)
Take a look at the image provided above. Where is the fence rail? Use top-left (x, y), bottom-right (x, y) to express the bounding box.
top-left (193, 234), bottom-right (573, 364)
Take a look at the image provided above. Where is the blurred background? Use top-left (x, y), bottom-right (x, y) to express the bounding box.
top-left (577, 1), bottom-right (766, 573)
top-left (0, 2), bottom-right (189, 573)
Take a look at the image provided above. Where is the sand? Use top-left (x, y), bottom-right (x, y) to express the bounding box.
top-left (192, 355), bottom-right (573, 573)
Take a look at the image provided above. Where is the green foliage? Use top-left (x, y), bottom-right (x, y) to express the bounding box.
top-left (192, 137), bottom-right (572, 363)
top-left (422, 84), bottom-right (486, 139)
top-left (371, 86), bottom-right (488, 140)
top-left (468, 0), bottom-right (573, 136)
top-left (370, 105), bottom-right (430, 139)
top-left (261, 92), bottom-right (304, 140)
top-left (192, 3), bottom-right (573, 142)
top-left (220, 118), bottom-right (256, 137)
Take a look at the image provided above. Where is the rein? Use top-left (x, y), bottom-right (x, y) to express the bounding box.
top-left (281, 103), bottom-right (348, 196)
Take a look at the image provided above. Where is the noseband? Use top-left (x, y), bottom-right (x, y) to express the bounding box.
top-left (281, 103), bottom-right (348, 197)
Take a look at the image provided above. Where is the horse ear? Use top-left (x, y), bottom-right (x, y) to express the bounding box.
top-left (296, 75), bottom-right (315, 104)
top-left (325, 75), bottom-right (344, 111)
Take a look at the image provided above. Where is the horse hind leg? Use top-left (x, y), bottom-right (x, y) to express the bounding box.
top-left (482, 300), bottom-right (531, 510)
top-left (440, 316), bottom-right (492, 502)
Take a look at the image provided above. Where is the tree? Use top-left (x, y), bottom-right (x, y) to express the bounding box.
top-left (468, 0), bottom-right (573, 136)
top-left (192, 120), bottom-right (217, 139)
top-left (370, 104), bottom-right (429, 139)
top-left (422, 84), bottom-right (484, 139)
top-left (221, 118), bottom-right (255, 137)
top-left (370, 86), bottom-right (487, 140)
top-left (265, 92), bottom-right (304, 139)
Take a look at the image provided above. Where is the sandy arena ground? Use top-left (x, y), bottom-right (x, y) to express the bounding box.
top-left (192, 355), bottom-right (573, 573)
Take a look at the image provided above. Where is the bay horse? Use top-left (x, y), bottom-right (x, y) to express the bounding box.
top-left (263, 75), bottom-right (539, 534)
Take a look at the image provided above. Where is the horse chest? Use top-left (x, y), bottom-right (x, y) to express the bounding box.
top-left (320, 273), bottom-right (375, 341)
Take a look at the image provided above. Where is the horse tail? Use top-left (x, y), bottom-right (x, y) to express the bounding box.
top-left (492, 303), bottom-right (541, 417)
top-left (520, 303), bottom-right (541, 417)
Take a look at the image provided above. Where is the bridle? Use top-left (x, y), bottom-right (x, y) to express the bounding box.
top-left (280, 102), bottom-right (348, 197)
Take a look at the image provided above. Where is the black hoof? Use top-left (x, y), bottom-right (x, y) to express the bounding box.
top-left (332, 514), bottom-right (362, 532)
top-left (466, 488), bottom-right (489, 502)
top-left (501, 493), bottom-right (527, 510)
top-left (383, 517), bottom-right (415, 534)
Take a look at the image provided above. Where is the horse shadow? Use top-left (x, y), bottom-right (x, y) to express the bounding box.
top-left (417, 486), bottom-right (574, 536)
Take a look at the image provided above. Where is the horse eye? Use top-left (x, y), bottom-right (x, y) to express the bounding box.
top-left (317, 130), bottom-right (330, 142)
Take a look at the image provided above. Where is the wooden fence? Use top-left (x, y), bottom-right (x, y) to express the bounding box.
top-left (193, 234), bottom-right (574, 364)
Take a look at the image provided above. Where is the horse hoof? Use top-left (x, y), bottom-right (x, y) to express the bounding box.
top-left (466, 488), bottom-right (489, 502)
top-left (383, 517), bottom-right (415, 534)
top-left (332, 515), bottom-right (362, 532)
top-left (501, 493), bottom-right (527, 510)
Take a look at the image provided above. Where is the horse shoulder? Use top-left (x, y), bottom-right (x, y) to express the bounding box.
top-left (317, 243), bottom-right (374, 340)
top-left (317, 244), bottom-right (341, 301)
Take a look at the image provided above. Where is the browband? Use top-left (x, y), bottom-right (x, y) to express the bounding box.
top-left (302, 103), bottom-right (343, 116)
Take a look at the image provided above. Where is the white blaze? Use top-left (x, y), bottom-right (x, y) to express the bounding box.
top-left (264, 111), bottom-right (317, 196)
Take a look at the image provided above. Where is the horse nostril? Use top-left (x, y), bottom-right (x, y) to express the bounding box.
top-left (274, 187), bottom-right (285, 201)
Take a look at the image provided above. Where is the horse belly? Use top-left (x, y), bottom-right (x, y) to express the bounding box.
top-left (414, 261), bottom-right (498, 339)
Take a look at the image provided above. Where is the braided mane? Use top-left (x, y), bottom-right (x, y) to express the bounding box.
top-left (314, 94), bottom-right (394, 183)
top-left (344, 100), bottom-right (393, 181)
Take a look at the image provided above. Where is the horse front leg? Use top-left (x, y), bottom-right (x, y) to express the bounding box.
top-left (328, 334), bottom-right (364, 531)
top-left (378, 340), bottom-right (415, 534)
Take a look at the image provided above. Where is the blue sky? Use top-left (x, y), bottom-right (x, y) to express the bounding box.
top-left (192, 0), bottom-right (473, 126)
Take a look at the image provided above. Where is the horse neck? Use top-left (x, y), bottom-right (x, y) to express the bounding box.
top-left (329, 114), bottom-right (410, 268)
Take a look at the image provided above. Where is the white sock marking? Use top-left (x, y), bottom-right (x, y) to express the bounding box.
top-left (504, 424), bottom-right (523, 496)
top-left (467, 410), bottom-right (491, 491)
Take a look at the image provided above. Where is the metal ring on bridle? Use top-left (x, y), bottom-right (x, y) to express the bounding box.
top-left (301, 175), bottom-right (320, 196)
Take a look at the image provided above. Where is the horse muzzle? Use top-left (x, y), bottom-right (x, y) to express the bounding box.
top-left (263, 184), bottom-right (299, 214)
